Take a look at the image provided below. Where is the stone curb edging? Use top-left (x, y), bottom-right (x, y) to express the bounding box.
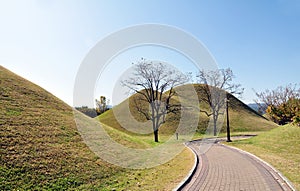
top-left (172, 143), bottom-right (199, 191)
top-left (221, 143), bottom-right (297, 191)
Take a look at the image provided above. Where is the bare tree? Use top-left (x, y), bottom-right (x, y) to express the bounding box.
top-left (122, 58), bottom-right (189, 142)
top-left (197, 68), bottom-right (244, 136)
top-left (255, 84), bottom-right (300, 125)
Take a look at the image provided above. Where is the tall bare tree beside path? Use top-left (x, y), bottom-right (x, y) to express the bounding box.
top-left (197, 68), bottom-right (244, 136)
top-left (122, 58), bottom-right (190, 142)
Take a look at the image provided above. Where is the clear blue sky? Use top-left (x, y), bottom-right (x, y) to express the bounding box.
top-left (1, 0), bottom-right (300, 106)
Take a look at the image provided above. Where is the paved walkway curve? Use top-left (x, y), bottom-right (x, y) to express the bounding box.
top-left (180, 141), bottom-right (294, 191)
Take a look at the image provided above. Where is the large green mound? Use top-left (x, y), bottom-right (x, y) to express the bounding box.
top-left (0, 66), bottom-right (195, 190)
top-left (99, 84), bottom-right (277, 138)
top-left (0, 66), bottom-right (123, 189)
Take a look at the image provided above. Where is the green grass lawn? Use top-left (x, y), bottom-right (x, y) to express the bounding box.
top-left (227, 124), bottom-right (300, 190)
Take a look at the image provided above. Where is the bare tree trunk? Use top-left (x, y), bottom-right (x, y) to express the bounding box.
top-left (154, 129), bottom-right (159, 142)
top-left (152, 116), bottom-right (159, 142)
top-left (213, 115), bottom-right (217, 136)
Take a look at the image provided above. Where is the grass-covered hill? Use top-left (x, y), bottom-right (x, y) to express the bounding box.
top-left (99, 84), bottom-right (277, 140)
top-left (0, 65), bottom-right (120, 189)
top-left (0, 66), bottom-right (194, 190)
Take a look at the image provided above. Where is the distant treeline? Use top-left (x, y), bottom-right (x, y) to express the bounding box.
top-left (75, 106), bottom-right (98, 118)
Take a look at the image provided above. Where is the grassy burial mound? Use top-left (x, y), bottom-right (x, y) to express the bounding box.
top-left (99, 84), bottom-right (277, 142)
top-left (0, 66), bottom-right (120, 189)
top-left (0, 66), bottom-right (193, 190)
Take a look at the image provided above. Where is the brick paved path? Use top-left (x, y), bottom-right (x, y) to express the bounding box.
top-left (181, 141), bottom-right (293, 191)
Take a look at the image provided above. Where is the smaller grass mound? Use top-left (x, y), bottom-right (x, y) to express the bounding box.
top-left (228, 124), bottom-right (300, 190)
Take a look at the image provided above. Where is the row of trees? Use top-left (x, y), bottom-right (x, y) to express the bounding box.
top-left (75, 106), bottom-right (98, 118)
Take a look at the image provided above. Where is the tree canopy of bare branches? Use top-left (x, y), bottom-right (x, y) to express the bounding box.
top-left (122, 58), bottom-right (190, 142)
top-left (197, 68), bottom-right (244, 135)
top-left (255, 84), bottom-right (300, 126)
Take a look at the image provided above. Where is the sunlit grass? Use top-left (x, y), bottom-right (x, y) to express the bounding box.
top-left (0, 66), bottom-right (194, 190)
top-left (227, 124), bottom-right (300, 190)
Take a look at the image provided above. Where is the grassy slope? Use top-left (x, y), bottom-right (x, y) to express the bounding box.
top-left (0, 66), bottom-right (193, 190)
top-left (0, 65), bottom-right (120, 189)
top-left (228, 124), bottom-right (300, 190)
